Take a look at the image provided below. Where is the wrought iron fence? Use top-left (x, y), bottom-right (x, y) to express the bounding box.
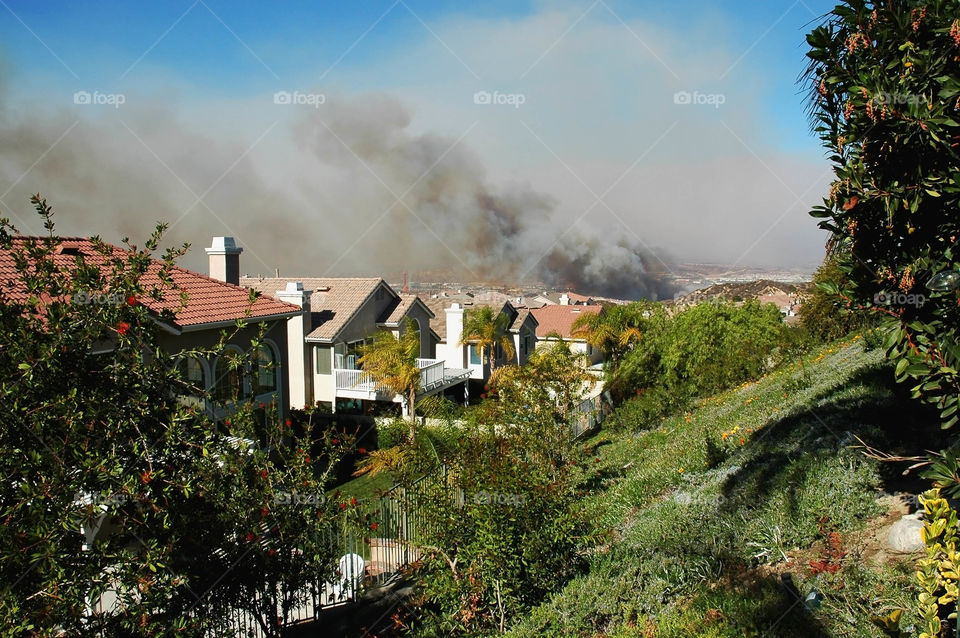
top-left (202, 465), bottom-right (450, 636)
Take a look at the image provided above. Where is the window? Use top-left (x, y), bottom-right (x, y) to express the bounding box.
top-left (315, 345), bottom-right (331, 375)
top-left (215, 348), bottom-right (245, 402)
top-left (469, 344), bottom-right (481, 365)
top-left (345, 340), bottom-right (364, 370)
top-left (253, 345), bottom-right (277, 394)
top-left (178, 356), bottom-right (205, 391)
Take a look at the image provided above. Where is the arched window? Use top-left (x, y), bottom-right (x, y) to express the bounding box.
top-left (178, 356), bottom-right (206, 392)
top-left (253, 344), bottom-right (277, 394)
top-left (215, 348), bottom-right (246, 402)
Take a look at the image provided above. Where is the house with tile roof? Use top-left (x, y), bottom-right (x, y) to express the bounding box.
top-left (532, 291), bottom-right (595, 307)
top-left (530, 304), bottom-right (604, 367)
top-left (240, 275), bottom-right (471, 415)
top-left (0, 235), bottom-right (301, 420)
top-left (419, 293), bottom-right (539, 388)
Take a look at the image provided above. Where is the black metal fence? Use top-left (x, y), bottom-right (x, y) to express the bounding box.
top-left (206, 465), bottom-right (450, 636)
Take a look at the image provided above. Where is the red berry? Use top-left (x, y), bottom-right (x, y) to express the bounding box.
top-left (285, 419), bottom-right (292, 427)
top-left (268, 549), bottom-right (275, 556)
top-left (370, 522), bottom-right (378, 530)
top-left (339, 502), bottom-right (347, 510)
top-left (125, 295), bottom-right (137, 306)
top-left (259, 469), bottom-right (268, 479)
top-left (358, 447), bottom-right (366, 455)
top-left (245, 533), bottom-right (255, 542)
top-left (350, 497), bottom-right (357, 506)
top-left (116, 321), bottom-right (130, 335)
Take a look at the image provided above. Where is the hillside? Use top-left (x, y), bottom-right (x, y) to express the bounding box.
top-left (506, 336), bottom-right (937, 637)
top-left (672, 279), bottom-right (811, 306)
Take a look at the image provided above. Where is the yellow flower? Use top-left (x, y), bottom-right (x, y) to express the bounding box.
top-left (678, 468), bottom-right (684, 473)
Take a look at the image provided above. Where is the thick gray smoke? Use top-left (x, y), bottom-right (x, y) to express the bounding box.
top-left (292, 93), bottom-right (675, 299)
top-left (0, 82), bottom-right (673, 300)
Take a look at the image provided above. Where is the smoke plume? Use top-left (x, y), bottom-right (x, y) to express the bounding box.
top-left (292, 93), bottom-right (675, 299)
top-left (0, 83), bottom-right (674, 300)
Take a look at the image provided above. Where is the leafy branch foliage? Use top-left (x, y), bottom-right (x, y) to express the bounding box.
top-left (0, 196), bottom-right (349, 636)
top-left (804, 0), bottom-right (960, 430)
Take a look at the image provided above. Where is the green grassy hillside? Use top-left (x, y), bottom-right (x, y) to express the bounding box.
top-left (507, 336), bottom-right (938, 637)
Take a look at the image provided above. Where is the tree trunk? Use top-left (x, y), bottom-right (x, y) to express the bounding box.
top-left (408, 385), bottom-right (416, 442)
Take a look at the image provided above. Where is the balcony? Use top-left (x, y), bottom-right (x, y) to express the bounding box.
top-left (334, 358), bottom-right (470, 402)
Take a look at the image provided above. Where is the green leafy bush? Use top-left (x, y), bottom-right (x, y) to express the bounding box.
top-left (407, 349), bottom-right (592, 637)
top-left (604, 384), bottom-right (690, 433)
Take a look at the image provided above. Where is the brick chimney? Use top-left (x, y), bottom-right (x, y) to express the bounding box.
top-left (205, 237), bottom-right (242, 285)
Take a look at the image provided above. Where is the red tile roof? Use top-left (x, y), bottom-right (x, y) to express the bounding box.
top-left (0, 237), bottom-right (299, 330)
top-left (530, 304), bottom-right (601, 339)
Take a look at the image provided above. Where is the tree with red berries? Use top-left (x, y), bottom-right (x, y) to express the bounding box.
top-left (0, 196), bottom-right (350, 636)
top-left (805, 1), bottom-right (960, 434)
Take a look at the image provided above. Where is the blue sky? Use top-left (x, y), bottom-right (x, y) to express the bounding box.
top-left (0, 1), bottom-right (841, 290)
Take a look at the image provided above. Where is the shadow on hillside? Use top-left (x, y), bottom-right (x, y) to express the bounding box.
top-left (718, 362), bottom-right (940, 508)
top-left (687, 570), bottom-right (834, 637)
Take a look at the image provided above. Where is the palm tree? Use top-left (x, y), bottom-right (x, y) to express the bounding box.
top-left (571, 304), bottom-right (646, 370)
top-left (358, 317), bottom-right (421, 441)
top-left (459, 306), bottom-right (515, 377)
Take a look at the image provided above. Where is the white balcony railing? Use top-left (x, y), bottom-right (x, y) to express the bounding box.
top-left (417, 359), bottom-right (445, 390)
top-left (335, 358), bottom-right (459, 398)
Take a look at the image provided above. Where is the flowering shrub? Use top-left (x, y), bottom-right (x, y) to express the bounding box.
top-left (0, 197), bottom-right (348, 636)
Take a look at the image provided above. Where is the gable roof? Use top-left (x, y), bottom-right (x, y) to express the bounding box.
top-left (508, 307), bottom-right (537, 333)
top-left (240, 276), bottom-right (392, 342)
top-left (530, 304), bottom-right (602, 339)
top-left (377, 293), bottom-right (436, 327)
top-left (0, 237), bottom-right (300, 331)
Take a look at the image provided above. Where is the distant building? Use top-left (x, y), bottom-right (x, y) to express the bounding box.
top-left (420, 292), bottom-right (539, 387)
top-left (532, 291), bottom-right (595, 307)
top-left (529, 304), bottom-right (603, 367)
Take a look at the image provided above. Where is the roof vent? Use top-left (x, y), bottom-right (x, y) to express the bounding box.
top-left (56, 243), bottom-right (83, 256)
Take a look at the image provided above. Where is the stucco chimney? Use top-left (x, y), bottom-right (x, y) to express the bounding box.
top-left (559, 293), bottom-right (570, 305)
top-left (277, 281), bottom-right (313, 410)
top-left (444, 303), bottom-right (464, 367)
top-left (206, 237), bottom-right (243, 285)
